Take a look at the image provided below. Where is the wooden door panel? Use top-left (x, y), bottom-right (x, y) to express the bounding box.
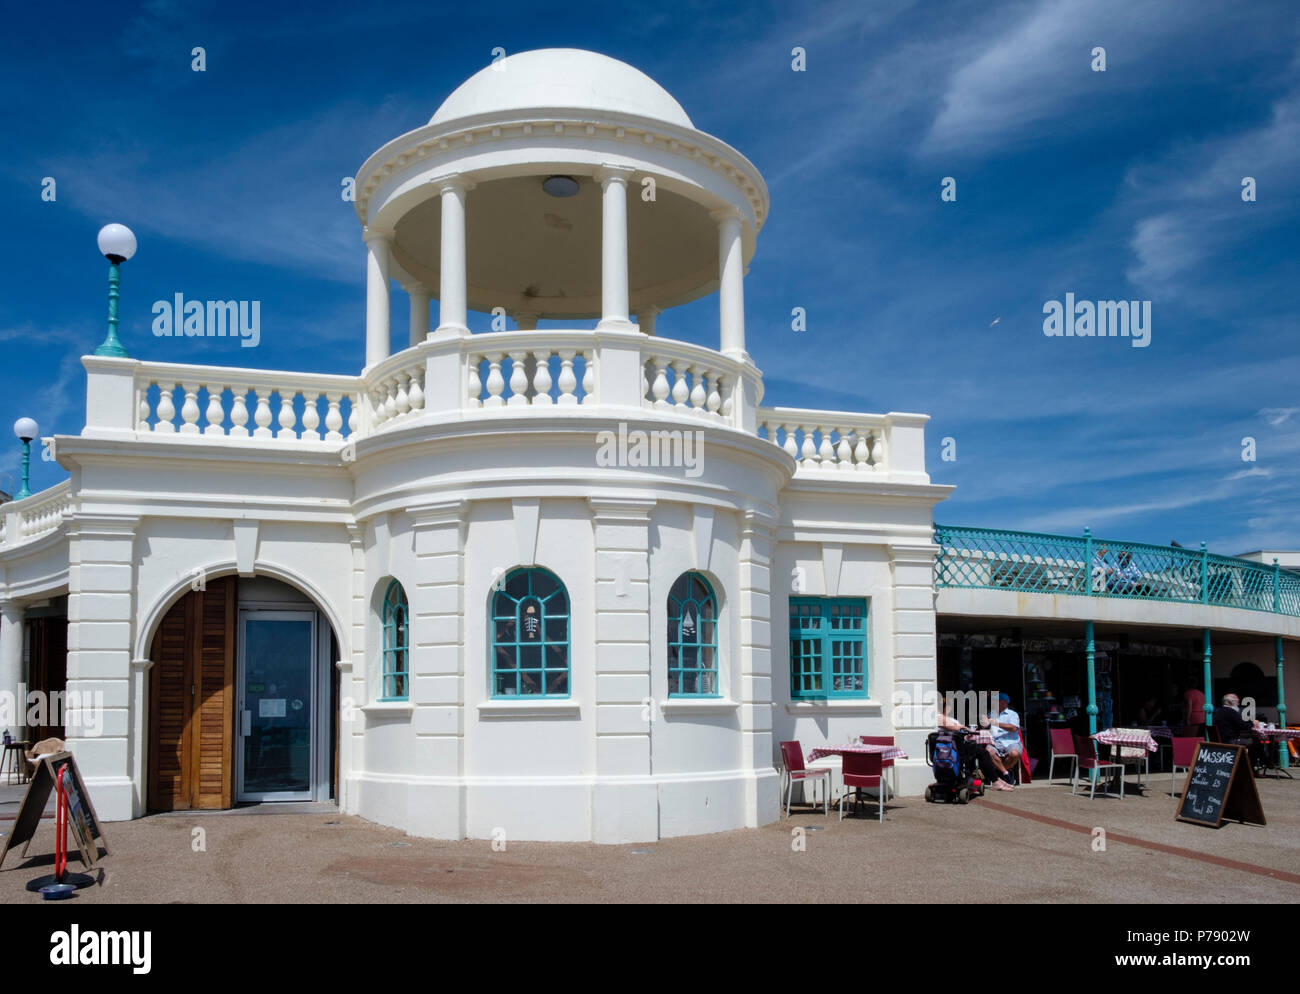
top-left (148, 578), bottom-right (235, 812)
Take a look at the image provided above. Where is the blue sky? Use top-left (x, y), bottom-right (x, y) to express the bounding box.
top-left (2, 0), bottom-right (1297, 554)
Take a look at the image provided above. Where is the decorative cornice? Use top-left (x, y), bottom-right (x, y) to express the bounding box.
top-left (355, 114), bottom-right (767, 233)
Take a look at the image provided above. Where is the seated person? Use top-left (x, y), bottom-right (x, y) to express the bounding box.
top-left (1091, 544), bottom-right (1111, 592)
top-left (936, 694), bottom-right (1012, 790)
top-left (1213, 693), bottom-right (1266, 772)
top-left (981, 692), bottom-right (1023, 785)
top-left (1110, 550), bottom-right (1142, 593)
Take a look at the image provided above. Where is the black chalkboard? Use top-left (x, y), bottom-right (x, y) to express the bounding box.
top-left (0, 752), bottom-right (108, 869)
top-left (1176, 742), bottom-right (1266, 828)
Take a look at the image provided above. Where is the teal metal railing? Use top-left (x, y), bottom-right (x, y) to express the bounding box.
top-left (934, 524), bottom-right (1300, 617)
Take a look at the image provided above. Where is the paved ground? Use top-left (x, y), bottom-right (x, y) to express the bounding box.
top-left (2, 775), bottom-right (1298, 903)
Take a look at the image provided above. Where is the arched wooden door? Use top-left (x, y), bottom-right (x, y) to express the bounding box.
top-left (147, 577), bottom-right (237, 811)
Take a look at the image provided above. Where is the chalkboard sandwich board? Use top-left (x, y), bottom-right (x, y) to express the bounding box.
top-left (1175, 742), bottom-right (1266, 828)
top-left (0, 751), bottom-right (109, 869)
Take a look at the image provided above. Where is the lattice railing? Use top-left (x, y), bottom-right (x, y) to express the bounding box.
top-left (935, 524), bottom-right (1300, 617)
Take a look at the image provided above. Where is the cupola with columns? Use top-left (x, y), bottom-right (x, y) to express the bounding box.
top-left (353, 48), bottom-right (768, 367)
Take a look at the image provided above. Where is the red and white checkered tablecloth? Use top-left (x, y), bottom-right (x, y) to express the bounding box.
top-left (1092, 728), bottom-right (1158, 753)
top-left (962, 730), bottom-right (993, 746)
top-left (1257, 727), bottom-right (1300, 741)
top-left (806, 744), bottom-right (908, 763)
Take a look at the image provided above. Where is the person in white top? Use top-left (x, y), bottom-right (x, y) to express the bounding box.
top-left (981, 692), bottom-right (1023, 785)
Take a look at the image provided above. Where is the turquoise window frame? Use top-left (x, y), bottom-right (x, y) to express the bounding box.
top-left (789, 597), bottom-right (868, 699)
top-left (667, 572), bottom-right (720, 697)
top-left (381, 579), bottom-right (409, 701)
top-left (491, 567), bottom-right (570, 698)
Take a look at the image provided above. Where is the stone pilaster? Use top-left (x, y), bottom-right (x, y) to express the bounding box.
top-left (739, 509), bottom-right (779, 824)
top-left (888, 542), bottom-right (940, 793)
top-left (65, 513), bottom-right (139, 820)
top-left (588, 496), bottom-right (656, 842)
top-left (408, 499), bottom-right (468, 838)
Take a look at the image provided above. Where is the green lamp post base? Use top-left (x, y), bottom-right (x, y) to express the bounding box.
top-left (95, 259), bottom-right (131, 359)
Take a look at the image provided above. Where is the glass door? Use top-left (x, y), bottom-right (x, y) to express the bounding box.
top-left (237, 611), bottom-right (316, 802)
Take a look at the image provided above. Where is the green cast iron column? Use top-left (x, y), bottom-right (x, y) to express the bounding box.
top-left (1277, 636), bottom-right (1289, 770)
top-left (1203, 628), bottom-right (1213, 740)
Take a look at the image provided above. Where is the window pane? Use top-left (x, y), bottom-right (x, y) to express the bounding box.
top-left (531, 570), bottom-right (558, 598)
top-left (545, 617), bottom-right (568, 642)
top-left (505, 571), bottom-right (529, 598)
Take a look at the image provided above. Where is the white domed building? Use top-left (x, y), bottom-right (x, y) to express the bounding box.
top-left (0, 49), bottom-right (952, 841)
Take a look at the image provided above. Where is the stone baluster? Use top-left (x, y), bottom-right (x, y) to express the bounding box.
top-left (231, 390), bottom-right (250, 437)
top-left (507, 353), bottom-right (529, 407)
top-left (689, 365), bottom-right (707, 413)
top-left (394, 375), bottom-right (411, 416)
top-left (707, 376), bottom-right (723, 418)
top-left (278, 391), bottom-right (298, 440)
top-left (325, 394), bottom-right (344, 441)
top-left (799, 424), bottom-right (816, 463)
top-left (651, 358), bottom-right (671, 409)
top-left (836, 431), bottom-right (853, 471)
top-left (557, 351), bottom-right (578, 406)
top-left (720, 375), bottom-right (733, 420)
top-left (138, 386), bottom-right (152, 432)
top-left (871, 429), bottom-right (886, 471)
top-left (179, 383), bottom-right (202, 434)
top-left (204, 386), bottom-right (226, 436)
top-left (580, 352), bottom-right (594, 402)
top-left (484, 354), bottom-right (506, 408)
top-left (671, 362), bottom-right (690, 409)
top-left (408, 369), bottom-right (425, 413)
top-left (532, 351), bottom-right (554, 406)
top-left (303, 394), bottom-right (322, 440)
top-left (467, 356), bottom-right (483, 409)
top-left (347, 397), bottom-right (359, 436)
top-left (816, 426), bottom-right (835, 465)
top-left (853, 431), bottom-right (870, 469)
top-left (782, 424), bottom-right (798, 459)
top-left (156, 384), bottom-right (177, 433)
top-left (253, 390), bottom-right (273, 438)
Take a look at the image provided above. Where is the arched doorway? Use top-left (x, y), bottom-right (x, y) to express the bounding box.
top-left (147, 575), bottom-right (339, 811)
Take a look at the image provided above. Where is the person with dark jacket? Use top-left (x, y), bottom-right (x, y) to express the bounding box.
top-left (1213, 694), bottom-right (1265, 772)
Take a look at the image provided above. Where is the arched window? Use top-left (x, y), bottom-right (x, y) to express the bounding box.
top-left (491, 568), bottom-right (569, 697)
top-left (381, 579), bottom-right (409, 700)
top-left (668, 572), bottom-right (718, 697)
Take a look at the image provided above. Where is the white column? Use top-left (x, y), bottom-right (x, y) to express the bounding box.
top-left (404, 283), bottom-right (430, 349)
top-left (434, 175), bottom-right (474, 338)
top-left (0, 602), bottom-right (23, 739)
top-left (364, 228), bottom-right (392, 368)
top-left (638, 306), bottom-right (660, 336)
top-left (596, 165), bottom-right (636, 330)
top-left (713, 207), bottom-right (747, 358)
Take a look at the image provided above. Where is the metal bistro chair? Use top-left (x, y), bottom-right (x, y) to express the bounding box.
top-left (1072, 734), bottom-right (1124, 799)
top-left (1111, 733), bottom-right (1149, 789)
top-left (1045, 726), bottom-right (1078, 786)
top-left (779, 740), bottom-right (830, 817)
top-left (858, 736), bottom-right (897, 798)
top-left (1169, 736), bottom-right (1200, 797)
top-left (840, 750), bottom-right (885, 823)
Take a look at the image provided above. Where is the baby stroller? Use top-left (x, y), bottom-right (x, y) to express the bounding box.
top-left (924, 729), bottom-right (985, 804)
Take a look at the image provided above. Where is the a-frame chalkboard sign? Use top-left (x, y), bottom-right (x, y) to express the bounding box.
top-left (0, 752), bottom-right (108, 869)
top-left (1175, 742), bottom-right (1266, 828)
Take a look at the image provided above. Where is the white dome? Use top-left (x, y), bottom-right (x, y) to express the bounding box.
top-left (431, 49), bottom-right (694, 129)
